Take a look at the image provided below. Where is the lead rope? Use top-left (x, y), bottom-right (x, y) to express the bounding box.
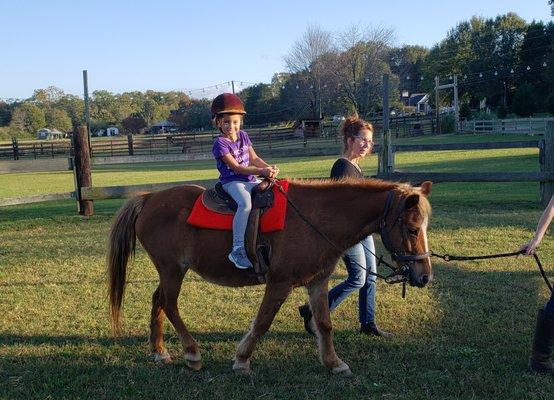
top-left (432, 250), bottom-right (552, 292)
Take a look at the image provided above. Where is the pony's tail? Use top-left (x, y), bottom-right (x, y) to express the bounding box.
top-left (107, 194), bottom-right (148, 335)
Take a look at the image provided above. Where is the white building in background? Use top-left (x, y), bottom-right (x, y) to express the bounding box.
top-left (106, 126), bottom-right (119, 136)
top-left (37, 128), bottom-right (64, 140)
top-left (94, 127), bottom-right (120, 137)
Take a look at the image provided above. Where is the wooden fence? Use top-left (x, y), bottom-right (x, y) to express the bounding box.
top-left (377, 121), bottom-right (554, 206)
top-left (0, 116), bottom-right (437, 161)
top-left (2, 122), bottom-right (552, 209)
top-left (460, 117), bottom-right (553, 135)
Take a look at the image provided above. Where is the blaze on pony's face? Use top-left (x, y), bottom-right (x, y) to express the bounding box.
top-left (387, 181), bottom-right (433, 288)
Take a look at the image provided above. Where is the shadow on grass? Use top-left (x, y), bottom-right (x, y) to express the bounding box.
top-left (2, 266), bottom-right (553, 399)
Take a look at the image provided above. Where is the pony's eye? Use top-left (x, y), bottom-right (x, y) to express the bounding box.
top-left (408, 228), bottom-right (419, 236)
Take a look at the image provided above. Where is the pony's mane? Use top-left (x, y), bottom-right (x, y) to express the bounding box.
top-left (288, 177), bottom-right (407, 193)
top-left (287, 177), bottom-right (431, 216)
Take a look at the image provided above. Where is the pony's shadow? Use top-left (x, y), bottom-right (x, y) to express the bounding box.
top-left (2, 264), bottom-right (553, 399)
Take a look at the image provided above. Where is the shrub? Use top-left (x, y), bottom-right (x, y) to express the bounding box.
top-left (440, 114), bottom-right (455, 133)
top-left (512, 84), bottom-right (537, 117)
top-left (547, 93), bottom-right (554, 115)
top-left (496, 104), bottom-right (508, 119)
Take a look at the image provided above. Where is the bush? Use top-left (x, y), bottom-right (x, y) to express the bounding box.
top-left (496, 104), bottom-right (508, 119)
top-left (512, 84), bottom-right (537, 117)
top-left (460, 102), bottom-right (471, 120)
top-left (472, 110), bottom-right (495, 120)
top-left (440, 114), bottom-right (455, 133)
top-left (547, 93), bottom-right (554, 115)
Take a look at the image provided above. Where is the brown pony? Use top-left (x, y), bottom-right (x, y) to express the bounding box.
top-left (108, 178), bottom-right (433, 376)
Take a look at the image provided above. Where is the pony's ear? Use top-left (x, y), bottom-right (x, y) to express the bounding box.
top-left (420, 181), bottom-right (432, 196)
top-left (405, 194), bottom-right (420, 210)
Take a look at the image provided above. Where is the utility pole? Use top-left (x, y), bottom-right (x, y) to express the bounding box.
top-left (83, 70), bottom-right (91, 151)
top-left (379, 74), bottom-right (393, 175)
top-left (453, 75), bottom-right (460, 133)
top-left (435, 75), bottom-right (459, 133)
top-left (434, 76), bottom-right (440, 134)
top-left (231, 80), bottom-right (235, 94)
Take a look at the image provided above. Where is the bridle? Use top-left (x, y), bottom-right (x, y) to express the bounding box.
top-left (375, 190), bottom-right (431, 290)
top-left (379, 191), bottom-right (431, 263)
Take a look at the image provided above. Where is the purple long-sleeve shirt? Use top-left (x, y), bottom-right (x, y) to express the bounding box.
top-left (212, 130), bottom-right (256, 184)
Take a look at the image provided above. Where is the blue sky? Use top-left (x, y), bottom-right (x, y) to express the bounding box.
top-left (1, 0), bottom-right (551, 99)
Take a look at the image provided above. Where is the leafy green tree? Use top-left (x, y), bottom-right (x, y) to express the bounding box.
top-left (389, 45), bottom-right (429, 95)
top-left (90, 90), bottom-right (120, 124)
top-left (46, 108), bottom-right (72, 132)
top-left (32, 86), bottom-right (65, 107)
top-left (0, 101), bottom-right (12, 126)
top-left (10, 103), bottom-right (46, 133)
top-left (55, 94), bottom-right (84, 126)
top-left (421, 13), bottom-right (526, 109)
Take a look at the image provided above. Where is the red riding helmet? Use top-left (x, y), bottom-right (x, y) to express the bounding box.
top-left (211, 93), bottom-right (246, 118)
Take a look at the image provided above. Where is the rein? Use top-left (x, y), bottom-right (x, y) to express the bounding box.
top-left (432, 250), bottom-right (552, 293)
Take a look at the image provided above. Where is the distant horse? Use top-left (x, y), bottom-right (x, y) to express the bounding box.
top-left (108, 178), bottom-right (433, 376)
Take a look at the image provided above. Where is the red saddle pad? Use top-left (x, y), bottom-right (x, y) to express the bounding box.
top-left (186, 180), bottom-right (289, 233)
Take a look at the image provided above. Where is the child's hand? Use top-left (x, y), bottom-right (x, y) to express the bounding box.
top-left (270, 165), bottom-right (280, 178)
top-left (260, 167), bottom-right (273, 178)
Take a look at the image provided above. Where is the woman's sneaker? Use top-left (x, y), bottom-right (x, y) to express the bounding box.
top-left (228, 247), bottom-right (253, 269)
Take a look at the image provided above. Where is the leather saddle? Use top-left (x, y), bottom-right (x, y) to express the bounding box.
top-left (202, 179), bottom-right (274, 214)
top-left (202, 179), bottom-right (275, 281)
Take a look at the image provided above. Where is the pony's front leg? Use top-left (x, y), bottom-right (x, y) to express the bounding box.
top-left (233, 283), bottom-right (292, 373)
top-left (307, 278), bottom-right (352, 376)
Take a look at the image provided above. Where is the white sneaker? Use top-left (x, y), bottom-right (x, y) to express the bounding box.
top-left (228, 247), bottom-right (253, 269)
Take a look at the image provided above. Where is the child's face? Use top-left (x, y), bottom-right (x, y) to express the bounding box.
top-left (217, 114), bottom-right (242, 136)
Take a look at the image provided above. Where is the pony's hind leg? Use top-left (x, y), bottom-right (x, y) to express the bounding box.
top-left (234, 283), bottom-right (292, 373)
top-left (149, 285), bottom-right (171, 363)
top-left (307, 278), bottom-right (352, 376)
top-left (158, 265), bottom-right (203, 370)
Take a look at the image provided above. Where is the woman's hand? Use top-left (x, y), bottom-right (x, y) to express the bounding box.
top-left (520, 237), bottom-right (540, 255)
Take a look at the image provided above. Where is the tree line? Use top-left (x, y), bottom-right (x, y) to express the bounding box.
top-left (0, 12), bottom-right (551, 140)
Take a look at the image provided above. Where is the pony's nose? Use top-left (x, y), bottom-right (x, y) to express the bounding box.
top-left (420, 274), bottom-right (430, 286)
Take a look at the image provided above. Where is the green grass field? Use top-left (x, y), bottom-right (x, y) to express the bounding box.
top-left (0, 134), bottom-right (552, 399)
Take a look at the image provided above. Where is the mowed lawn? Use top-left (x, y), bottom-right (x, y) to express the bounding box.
top-left (0, 134), bottom-right (553, 399)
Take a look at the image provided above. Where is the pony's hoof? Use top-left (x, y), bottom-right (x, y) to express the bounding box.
top-left (331, 362), bottom-right (353, 377)
top-left (233, 359), bottom-right (251, 374)
top-left (151, 350), bottom-right (172, 364)
top-left (185, 353), bottom-right (203, 371)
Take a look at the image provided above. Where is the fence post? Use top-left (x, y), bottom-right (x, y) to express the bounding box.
top-left (540, 121), bottom-right (553, 207)
top-left (11, 138), bottom-right (19, 160)
top-left (127, 133), bottom-right (134, 156)
top-left (73, 125), bottom-right (94, 216)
